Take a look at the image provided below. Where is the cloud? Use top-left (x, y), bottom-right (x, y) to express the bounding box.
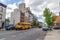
top-left (25, 0), bottom-right (46, 17)
top-left (25, 0), bottom-right (60, 22)
top-left (6, 8), bottom-right (13, 18)
top-left (0, 0), bottom-right (5, 2)
top-left (6, 3), bottom-right (17, 18)
top-left (6, 0), bottom-right (24, 18)
top-left (7, 0), bottom-right (11, 1)
top-left (0, 0), bottom-right (11, 2)
top-left (18, 0), bottom-right (23, 5)
top-left (7, 3), bottom-right (17, 10)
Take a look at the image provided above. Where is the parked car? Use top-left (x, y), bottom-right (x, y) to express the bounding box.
top-left (5, 21), bottom-right (9, 28)
top-left (38, 26), bottom-right (42, 28)
top-left (42, 26), bottom-right (49, 31)
top-left (53, 26), bottom-right (60, 29)
top-left (5, 24), bottom-right (15, 30)
top-left (42, 24), bottom-right (49, 31)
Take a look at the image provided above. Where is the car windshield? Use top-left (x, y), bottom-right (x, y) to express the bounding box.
top-left (17, 23), bottom-right (23, 26)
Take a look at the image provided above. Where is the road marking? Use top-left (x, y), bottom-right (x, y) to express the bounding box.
top-left (12, 35), bottom-right (16, 37)
top-left (0, 38), bottom-right (6, 40)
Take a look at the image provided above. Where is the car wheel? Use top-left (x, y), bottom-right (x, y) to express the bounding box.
top-left (15, 29), bottom-right (17, 30)
top-left (6, 29), bottom-right (9, 30)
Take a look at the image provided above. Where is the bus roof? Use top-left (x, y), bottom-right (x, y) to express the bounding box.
top-left (18, 22), bottom-right (31, 24)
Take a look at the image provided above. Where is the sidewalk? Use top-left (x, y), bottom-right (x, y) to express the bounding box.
top-left (0, 28), bottom-right (6, 31)
top-left (44, 30), bottom-right (60, 40)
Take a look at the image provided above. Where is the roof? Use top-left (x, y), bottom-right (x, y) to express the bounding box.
top-left (18, 22), bottom-right (31, 24)
top-left (0, 3), bottom-right (7, 8)
top-left (55, 16), bottom-right (60, 23)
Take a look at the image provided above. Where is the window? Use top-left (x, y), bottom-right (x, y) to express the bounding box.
top-left (0, 7), bottom-right (3, 12)
top-left (0, 14), bottom-right (2, 19)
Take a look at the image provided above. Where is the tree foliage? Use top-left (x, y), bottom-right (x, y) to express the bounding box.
top-left (32, 20), bottom-right (39, 26)
top-left (43, 8), bottom-right (56, 26)
top-left (5, 18), bottom-right (10, 22)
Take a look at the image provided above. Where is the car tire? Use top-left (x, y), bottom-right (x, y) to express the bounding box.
top-left (6, 29), bottom-right (9, 30)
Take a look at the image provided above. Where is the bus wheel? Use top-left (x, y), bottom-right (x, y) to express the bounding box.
top-left (15, 29), bottom-right (18, 30)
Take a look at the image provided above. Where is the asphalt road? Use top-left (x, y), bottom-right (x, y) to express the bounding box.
top-left (0, 28), bottom-right (47, 40)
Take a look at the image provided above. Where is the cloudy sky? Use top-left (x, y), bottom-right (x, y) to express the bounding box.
top-left (0, 0), bottom-right (60, 22)
top-left (0, 0), bottom-right (24, 18)
top-left (25, 0), bottom-right (60, 22)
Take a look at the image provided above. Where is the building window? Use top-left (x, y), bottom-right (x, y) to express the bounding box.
top-left (0, 14), bottom-right (2, 19)
top-left (0, 7), bottom-right (3, 12)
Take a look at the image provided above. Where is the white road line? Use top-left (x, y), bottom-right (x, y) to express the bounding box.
top-left (0, 38), bottom-right (6, 40)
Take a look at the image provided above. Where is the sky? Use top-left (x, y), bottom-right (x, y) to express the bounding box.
top-left (0, 0), bottom-right (60, 22)
top-left (0, 0), bottom-right (24, 18)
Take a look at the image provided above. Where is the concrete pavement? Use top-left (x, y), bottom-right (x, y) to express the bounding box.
top-left (44, 30), bottom-right (60, 40)
top-left (0, 28), bottom-right (47, 40)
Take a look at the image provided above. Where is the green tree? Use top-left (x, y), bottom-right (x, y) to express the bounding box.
top-left (5, 18), bottom-right (10, 22)
top-left (36, 21), bottom-right (39, 26)
top-left (32, 20), bottom-right (39, 26)
top-left (43, 8), bottom-right (56, 27)
top-left (51, 14), bottom-right (56, 26)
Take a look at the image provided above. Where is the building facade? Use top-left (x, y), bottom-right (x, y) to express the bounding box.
top-left (10, 3), bottom-right (26, 25)
top-left (10, 9), bottom-right (20, 25)
top-left (25, 7), bottom-right (37, 24)
top-left (54, 12), bottom-right (60, 28)
top-left (19, 3), bottom-right (25, 22)
top-left (0, 3), bottom-right (7, 27)
top-left (10, 3), bottom-right (37, 25)
top-left (39, 22), bottom-right (43, 26)
top-left (25, 7), bottom-right (30, 22)
top-left (26, 8), bottom-right (34, 23)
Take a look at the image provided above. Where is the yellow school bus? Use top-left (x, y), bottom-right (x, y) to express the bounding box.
top-left (15, 22), bottom-right (31, 30)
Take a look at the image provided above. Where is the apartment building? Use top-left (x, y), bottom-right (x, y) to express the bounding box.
top-left (10, 3), bottom-right (25, 25)
top-left (25, 7), bottom-right (30, 22)
top-left (25, 7), bottom-right (33, 23)
top-left (19, 3), bottom-right (34, 23)
top-left (10, 9), bottom-right (20, 25)
top-left (0, 3), bottom-right (7, 27)
top-left (19, 3), bottom-right (25, 22)
top-left (10, 3), bottom-right (37, 25)
top-left (19, 3), bottom-right (25, 12)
